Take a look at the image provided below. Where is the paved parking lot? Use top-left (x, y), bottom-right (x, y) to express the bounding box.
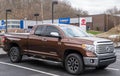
top-left (0, 48), bottom-right (120, 76)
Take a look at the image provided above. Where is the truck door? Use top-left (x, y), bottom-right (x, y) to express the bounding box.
top-left (41, 26), bottom-right (62, 59)
top-left (28, 25), bottom-right (46, 56)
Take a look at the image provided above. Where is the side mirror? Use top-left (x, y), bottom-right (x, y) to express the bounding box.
top-left (50, 32), bottom-right (62, 39)
top-left (50, 32), bottom-right (59, 36)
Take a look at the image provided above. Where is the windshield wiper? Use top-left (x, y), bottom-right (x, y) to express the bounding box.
top-left (73, 36), bottom-right (80, 37)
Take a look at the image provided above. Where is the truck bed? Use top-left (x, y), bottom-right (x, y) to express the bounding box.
top-left (5, 33), bottom-right (30, 38)
top-left (3, 33), bottom-right (30, 52)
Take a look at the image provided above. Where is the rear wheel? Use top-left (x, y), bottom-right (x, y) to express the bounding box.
top-left (64, 53), bottom-right (84, 75)
top-left (9, 46), bottom-right (22, 63)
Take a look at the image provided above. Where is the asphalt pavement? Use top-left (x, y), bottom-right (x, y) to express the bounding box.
top-left (0, 48), bottom-right (120, 76)
top-left (0, 48), bottom-right (6, 54)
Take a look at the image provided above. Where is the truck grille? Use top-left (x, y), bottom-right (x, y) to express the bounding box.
top-left (96, 44), bottom-right (114, 54)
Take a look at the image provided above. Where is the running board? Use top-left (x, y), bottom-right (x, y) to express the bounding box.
top-left (29, 57), bottom-right (61, 64)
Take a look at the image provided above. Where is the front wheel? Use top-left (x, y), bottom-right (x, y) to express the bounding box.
top-left (9, 46), bottom-right (22, 63)
top-left (64, 53), bottom-right (84, 75)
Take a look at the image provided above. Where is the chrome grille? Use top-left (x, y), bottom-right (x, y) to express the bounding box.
top-left (96, 44), bottom-right (114, 54)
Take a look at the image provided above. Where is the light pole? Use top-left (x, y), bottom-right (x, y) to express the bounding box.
top-left (6, 9), bottom-right (11, 33)
top-left (34, 13), bottom-right (39, 25)
top-left (41, 0), bottom-right (44, 24)
top-left (52, 0), bottom-right (58, 23)
top-left (24, 17), bottom-right (27, 29)
top-left (77, 14), bottom-right (80, 26)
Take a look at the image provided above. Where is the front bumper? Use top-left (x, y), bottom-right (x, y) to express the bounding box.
top-left (83, 54), bottom-right (116, 67)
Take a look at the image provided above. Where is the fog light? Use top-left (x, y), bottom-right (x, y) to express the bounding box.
top-left (90, 59), bottom-right (94, 63)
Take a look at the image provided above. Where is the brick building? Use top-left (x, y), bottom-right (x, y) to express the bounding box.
top-left (85, 14), bottom-right (120, 31)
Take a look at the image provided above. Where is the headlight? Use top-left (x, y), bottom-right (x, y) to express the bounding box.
top-left (82, 44), bottom-right (95, 52)
top-left (82, 44), bottom-right (96, 57)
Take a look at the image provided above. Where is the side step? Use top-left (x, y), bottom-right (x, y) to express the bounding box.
top-left (29, 57), bottom-right (62, 64)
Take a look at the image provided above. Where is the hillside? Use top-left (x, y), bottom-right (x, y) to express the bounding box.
top-left (96, 25), bottom-right (120, 38)
top-left (0, 0), bottom-right (88, 20)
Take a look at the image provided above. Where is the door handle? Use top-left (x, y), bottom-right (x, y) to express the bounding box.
top-left (42, 38), bottom-right (47, 41)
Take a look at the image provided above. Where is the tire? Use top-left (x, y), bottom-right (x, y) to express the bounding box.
top-left (96, 65), bottom-right (108, 70)
top-left (9, 46), bottom-right (22, 63)
top-left (64, 53), bottom-right (84, 75)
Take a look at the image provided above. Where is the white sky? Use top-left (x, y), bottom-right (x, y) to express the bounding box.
top-left (68, 0), bottom-right (120, 15)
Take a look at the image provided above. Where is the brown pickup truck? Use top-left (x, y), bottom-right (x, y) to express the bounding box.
top-left (2, 24), bottom-right (116, 75)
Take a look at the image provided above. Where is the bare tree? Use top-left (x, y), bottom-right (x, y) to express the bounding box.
top-left (0, 0), bottom-right (88, 20)
top-left (105, 6), bottom-right (120, 15)
top-left (105, 6), bottom-right (120, 32)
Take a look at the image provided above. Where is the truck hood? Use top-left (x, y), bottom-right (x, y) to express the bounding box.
top-left (74, 36), bottom-right (112, 45)
top-left (77, 37), bottom-right (111, 42)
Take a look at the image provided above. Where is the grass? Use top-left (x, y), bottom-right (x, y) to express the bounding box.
top-left (87, 30), bottom-right (103, 35)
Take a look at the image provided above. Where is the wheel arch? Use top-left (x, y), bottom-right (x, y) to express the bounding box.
top-left (8, 42), bottom-right (22, 55)
top-left (9, 42), bottom-right (20, 48)
top-left (64, 49), bottom-right (83, 58)
top-left (63, 49), bottom-right (85, 65)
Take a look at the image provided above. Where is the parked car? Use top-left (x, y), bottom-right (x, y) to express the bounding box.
top-left (2, 24), bottom-right (116, 75)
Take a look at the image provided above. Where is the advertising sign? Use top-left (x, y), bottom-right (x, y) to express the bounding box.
top-left (20, 20), bottom-right (24, 29)
top-left (59, 17), bottom-right (70, 24)
top-left (80, 18), bottom-right (86, 26)
top-left (80, 18), bottom-right (86, 31)
top-left (0, 20), bottom-right (5, 29)
top-left (1, 20), bottom-right (5, 25)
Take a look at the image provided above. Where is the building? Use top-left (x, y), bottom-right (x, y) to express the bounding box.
top-left (0, 14), bottom-right (120, 32)
top-left (87, 14), bottom-right (120, 31)
top-left (0, 19), bottom-right (42, 30)
top-left (0, 19), bottom-right (23, 29)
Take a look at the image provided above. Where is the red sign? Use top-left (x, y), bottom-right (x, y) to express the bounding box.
top-left (80, 18), bottom-right (86, 26)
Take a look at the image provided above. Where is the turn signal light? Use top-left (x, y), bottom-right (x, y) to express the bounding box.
top-left (86, 51), bottom-right (96, 57)
top-left (2, 36), bottom-right (6, 43)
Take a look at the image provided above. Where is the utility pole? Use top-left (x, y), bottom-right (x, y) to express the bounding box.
top-left (41, 0), bottom-right (44, 24)
top-left (6, 9), bottom-right (12, 33)
top-left (52, 0), bottom-right (58, 23)
top-left (34, 13), bottom-right (39, 25)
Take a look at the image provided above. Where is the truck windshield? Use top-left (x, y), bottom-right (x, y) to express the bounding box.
top-left (60, 26), bottom-right (89, 37)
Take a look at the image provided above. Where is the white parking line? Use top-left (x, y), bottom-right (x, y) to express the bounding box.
top-left (117, 59), bottom-right (120, 62)
top-left (106, 68), bottom-right (120, 71)
top-left (116, 53), bottom-right (120, 56)
top-left (0, 62), bottom-right (60, 76)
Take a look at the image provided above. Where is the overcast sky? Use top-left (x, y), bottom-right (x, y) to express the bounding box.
top-left (68, 0), bottom-right (120, 15)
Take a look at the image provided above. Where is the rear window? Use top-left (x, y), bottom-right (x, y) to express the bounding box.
top-left (34, 26), bottom-right (45, 35)
top-left (44, 26), bottom-right (60, 37)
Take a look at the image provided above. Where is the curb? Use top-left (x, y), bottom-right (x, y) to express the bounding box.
top-left (0, 51), bottom-right (7, 55)
top-left (0, 48), bottom-right (7, 54)
top-left (0, 48), bottom-right (7, 57)
top-left (0, 54), bottom-right (7, 58)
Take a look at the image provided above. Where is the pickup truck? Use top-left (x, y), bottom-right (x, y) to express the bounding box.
top-left (2, 24), bottom-right (116, 75)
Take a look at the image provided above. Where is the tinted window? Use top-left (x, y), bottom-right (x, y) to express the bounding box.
top-left (34, 26), bottom-right (45, 35)
top-left (44, 26), bottom-right (60, 37)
